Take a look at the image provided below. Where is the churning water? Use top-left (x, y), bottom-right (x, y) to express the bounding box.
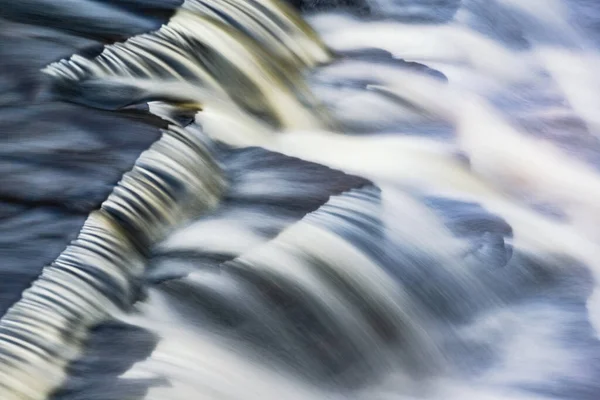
top-left (2, 0), bottom-right (600, 399)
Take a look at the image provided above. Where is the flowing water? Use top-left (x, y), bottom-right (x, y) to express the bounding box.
top-left (2, 0), bottom-right (600, 399)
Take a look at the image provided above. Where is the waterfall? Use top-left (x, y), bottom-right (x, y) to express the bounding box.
top-left (1, 0), bottom-right (600, 399)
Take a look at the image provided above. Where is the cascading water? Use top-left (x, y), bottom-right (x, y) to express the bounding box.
top-left (1, 0), bottom-right (600, 399)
